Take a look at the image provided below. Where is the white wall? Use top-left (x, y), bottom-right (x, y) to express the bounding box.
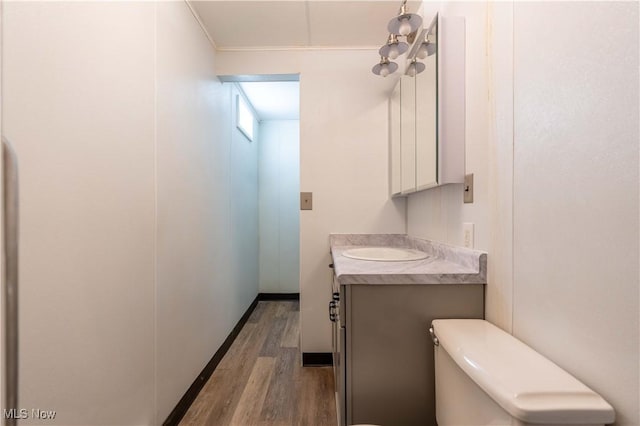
top-left (258, 120), bottom-right (300, 294)
top-left (217, 50), bottom-right (407, 352)
top-left (3, 3), bottom-right (156, 424)
top-left (511, 3), bottom-right (639, 425)
top-left (407, 2), bottom-right (490, 251)
top-left (155, 3), bottom-right (258, 422)
top-left (408, 1), bottom-right (639, 425)
top-left (407, 1), bottom-right (514, 330)
top-left (3, 1), bottom-right (259, 424)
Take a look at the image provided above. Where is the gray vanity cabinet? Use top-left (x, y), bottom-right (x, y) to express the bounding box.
top-left (335, 282), bottom-right (484, 426)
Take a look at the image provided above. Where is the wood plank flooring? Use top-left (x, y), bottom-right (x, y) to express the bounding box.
top-left (179, 301), bottom-right (337, 426)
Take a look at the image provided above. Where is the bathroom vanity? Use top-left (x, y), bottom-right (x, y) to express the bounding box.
top-left (329, 234), bottom-right (486, 426)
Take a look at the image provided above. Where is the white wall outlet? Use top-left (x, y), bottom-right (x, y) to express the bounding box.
top-left (463, 223), bottom-right (474, 248)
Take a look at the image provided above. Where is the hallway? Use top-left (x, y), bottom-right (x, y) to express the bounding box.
top-left (180, 301), bottom-right (337, 426)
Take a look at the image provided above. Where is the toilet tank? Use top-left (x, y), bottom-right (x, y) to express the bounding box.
top-left (431, 319), bottom-right (615, 426)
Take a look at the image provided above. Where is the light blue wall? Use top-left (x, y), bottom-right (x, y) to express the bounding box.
top-left (229, 86), bottom-right (260, 307)
top-left (258, 120), bottom-right (300, 293)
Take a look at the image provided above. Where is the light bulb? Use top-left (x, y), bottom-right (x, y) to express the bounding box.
top-left (388, 44), bottom-right (400, 60)
top-left (398, 18), bottom-right (412, 36)
top-left (406, 63), bottom-right (416, 77)
top-left (416, 43), bottom-right (428, 60)
top-left (380, 65), bottom-right (391, 77)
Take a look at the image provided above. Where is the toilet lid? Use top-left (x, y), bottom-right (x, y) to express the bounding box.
top-left (432, 319), bottom-right (615, 424)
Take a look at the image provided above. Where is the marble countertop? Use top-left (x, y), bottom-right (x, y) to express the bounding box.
top-left (330, 234), bottom-right (487, 285)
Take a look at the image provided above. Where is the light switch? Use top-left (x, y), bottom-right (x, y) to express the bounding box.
top-left (300, 192), bottom-right (313, 210)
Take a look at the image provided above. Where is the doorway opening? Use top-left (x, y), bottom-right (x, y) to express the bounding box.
top-left (228, 75), bottom-right (301, 296)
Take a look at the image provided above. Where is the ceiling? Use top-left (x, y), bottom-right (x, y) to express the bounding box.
top-left (239, 81), bottom-right (300, 120)
top-left (192, 1), bottom-right (424, 118)
top-left (189, 1), bottom-right (423, 50)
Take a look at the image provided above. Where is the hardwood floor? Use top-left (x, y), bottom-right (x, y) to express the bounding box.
top-left (179, 301), bottom-right (337, 426)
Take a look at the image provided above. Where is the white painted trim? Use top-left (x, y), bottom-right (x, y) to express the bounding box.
top-left (216, 45), bottom-right (381, 52)
top-left (152, 4), bottom-right (158, 424)
top-left (184, 0), bottom-right (217, 50)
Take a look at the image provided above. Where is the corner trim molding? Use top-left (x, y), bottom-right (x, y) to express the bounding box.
top-left (184, 0), bottom-right (217, 50)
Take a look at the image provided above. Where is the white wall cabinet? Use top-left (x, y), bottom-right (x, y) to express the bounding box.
top-left (389, 15), bottom-right (466, 197)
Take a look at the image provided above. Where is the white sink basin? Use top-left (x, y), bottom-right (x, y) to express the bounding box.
top-left (342, 247), bottom-right (429, 262)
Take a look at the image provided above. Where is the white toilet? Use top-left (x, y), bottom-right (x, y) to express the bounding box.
top-left (430, 319), bottom-right (615, 426)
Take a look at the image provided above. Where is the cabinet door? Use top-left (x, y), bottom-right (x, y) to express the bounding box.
top-left (400, 75), bottom-right (416, 194)
top-left (415, 44), bottom-right (438, 189)
top-left (348, 284), bottom-right (484, 426)
top-left (389, 82), bottom-right (401, 196)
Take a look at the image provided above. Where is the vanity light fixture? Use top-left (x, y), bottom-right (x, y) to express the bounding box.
top-left (372, 0), bottom-right (423, 77)
top-left (379, 34), bottom-right (408, 60)
top-left (403, 18), bottom-right (437, 77)
top-left (372, 56), bottom-right (398, 78)
top-left (415, 37), bottom-right (436, 59)
top-left (406, 58), bottom-right (425, 77)
top-left (387, 0), bottom-right (423, 37)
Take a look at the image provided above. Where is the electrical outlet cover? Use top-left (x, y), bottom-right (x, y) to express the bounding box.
top-left (463, 223), bottom-right (474, 248)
